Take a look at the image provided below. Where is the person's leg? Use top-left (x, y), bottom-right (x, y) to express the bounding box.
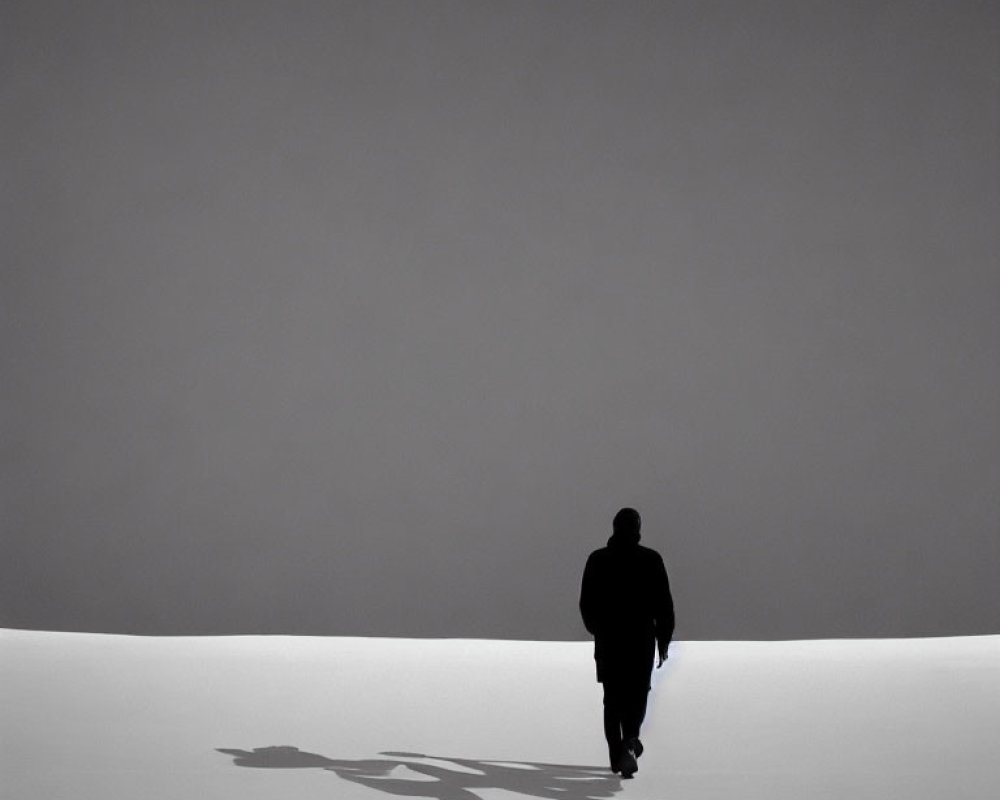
top-left (602, 682), bottom-right (624, 770)
top-left (621, 682), bottom-right (649, 744)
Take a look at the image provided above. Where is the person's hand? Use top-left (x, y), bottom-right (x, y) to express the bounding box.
top-left (657, 651), bottom-right (667, 668)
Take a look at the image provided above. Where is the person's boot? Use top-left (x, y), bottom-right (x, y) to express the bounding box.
top-left (617, 743), bottom-right (638, 778)
top-left (626, 736), bottom-right (643, 758)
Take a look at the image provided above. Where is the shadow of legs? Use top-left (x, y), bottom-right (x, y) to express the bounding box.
top-left (217, 746), bottom-right (622, 800)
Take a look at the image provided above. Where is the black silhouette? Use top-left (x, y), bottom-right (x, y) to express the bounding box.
top-left (579, 507), bottom-right (674, 777)
top-left (217, 746), bottom-right (621, 800)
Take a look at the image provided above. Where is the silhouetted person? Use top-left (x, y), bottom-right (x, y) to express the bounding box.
top-left (579, 507), bottom-right (674, 778)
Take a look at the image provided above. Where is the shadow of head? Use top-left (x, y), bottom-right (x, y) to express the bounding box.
top-left (217, 745), bottom-right (621, 800)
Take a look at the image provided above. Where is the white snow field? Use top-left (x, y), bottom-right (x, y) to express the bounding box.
top-left (2, 630), bottom-right (998, 800)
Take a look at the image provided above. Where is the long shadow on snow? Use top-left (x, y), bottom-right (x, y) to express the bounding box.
top-left (217, 745), bottom-right (621, 800)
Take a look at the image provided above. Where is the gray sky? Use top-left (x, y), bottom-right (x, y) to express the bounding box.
top-left (3, 0), bottom-right (998, 639)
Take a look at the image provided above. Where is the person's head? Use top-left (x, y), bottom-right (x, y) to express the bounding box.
top-left (612, 507), bottom-right (641, 540)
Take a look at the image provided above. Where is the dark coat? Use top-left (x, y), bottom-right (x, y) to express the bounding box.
top-left (579, 530), bottom-right (674, 685)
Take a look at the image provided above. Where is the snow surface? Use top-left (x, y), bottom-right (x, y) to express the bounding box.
top-left (2, 630), bottom-right (998, 800)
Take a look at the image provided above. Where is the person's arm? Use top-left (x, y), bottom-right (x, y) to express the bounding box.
top-left (579, 553), bottom-right (601, 636)
top-left (653, 553), bottom-right (674, 666)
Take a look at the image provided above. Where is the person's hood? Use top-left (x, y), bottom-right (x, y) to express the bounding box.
top-left (607, 528), bottom-right (641, 548)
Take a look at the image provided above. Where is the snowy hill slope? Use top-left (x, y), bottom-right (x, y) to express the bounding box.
top-left (2, 630), bottom-right (998, 799)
